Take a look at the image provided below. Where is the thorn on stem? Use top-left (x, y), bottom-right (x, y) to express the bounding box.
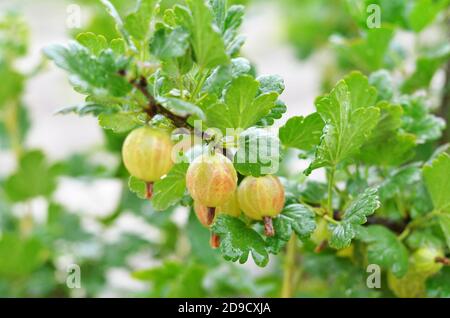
top-left (206, 207), bottom-right (216, 226)
top-left (210, 233), bottom-right (220, 249)
top-left (263, 216), bottom-right (275, 237)
top-left (146, 182), bottom-right (154, 200)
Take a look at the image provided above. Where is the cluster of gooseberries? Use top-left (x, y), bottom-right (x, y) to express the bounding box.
top-left (122, 126), bottom-right (286, 248)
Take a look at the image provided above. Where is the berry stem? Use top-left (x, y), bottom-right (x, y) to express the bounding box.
top-left (206, 207), bottom-right (216, 226)
top-left (210, 232), bottom-right (220, 249)
top-left (435, 256), bottom-right (450, 266)
top-left (145, 182), bottom-right (154, 200)
top-left (263, 216), bottom-right (275, 237)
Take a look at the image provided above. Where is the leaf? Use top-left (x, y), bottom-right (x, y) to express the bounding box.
top-left (265, 203), bottom-right (316, 254)
top-left (150, 26), bottom-right (190, 59)
top-left (329, 187), bottom-right (380, 249)
top-left (379, 164), bottom-right (421, 201)
top-left (76, 32), bottom-right (108, 55)
top-left (55, 102), bottom-right (111, 116)
top-left (407, 0), bottom-right (449, 32)
top-left (202, 57), bottom-right (251, 96)
top-left (205, 75), bottom-right (278, 132)
top-left (100, 0), bottom-right (136, 51)
top-left (257, 99), bottom-right (287, 127)
top-left (306, 72), bottom-right (380, 174)
top-left (0, 62), bottom-right (24, 107)
top-left (44, 42), bottom-right (131, 97)
top-left (369, 69), bottom-right (393, 102)
top-left (211, 215), bottom-right (269, 267)
top-left (128, 176), bottom-right (147, 199)
top-left (157, 96), bottom-right (205, 120)
top-left (257, 74), bottom-right (285, 95)
top-left (438, 214), bottom-right (450, 250)
top-left (233, 127), bottom-right (281, 176)
top-left (152, 163), bottom-right (189, 211)
top-left (332, 27), bottom-right (394, 72)
top-left (124, 0), bottom-right (155, 41)
top-left (186, 210), bottom-right (220, 265)
top-left (423, 153), bottom-right (450, 212)
top-left (281, 204), bottom-right (317, 239)
top-left (175, 0), bottom-right (229, 69)
top-left (98, 112), bottom-right (141, 133)
top-left (0, 234), bottom-right (49, 277)
top-left (359, 102), bottom-right (416, 166)
top-left (4, 150), bottom-right (60, 202)
top-left (402, 43), bottom-right (450, 93)
top-left (358, 225), bottom-right (409, 278)
top-left (427, 267), bottom-right (450, 298)
top-left (279, 113), bottom-right (325, 151)
top-left (133, 261), bottom-right (206, 297)
top-left (400, 95), bottom-right (445, 143)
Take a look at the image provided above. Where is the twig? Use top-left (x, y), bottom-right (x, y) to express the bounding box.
top-left (281, 235), bottom-right (297, 298)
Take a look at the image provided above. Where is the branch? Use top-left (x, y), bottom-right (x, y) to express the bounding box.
top-left (366, 215), bottom-right (410, 234)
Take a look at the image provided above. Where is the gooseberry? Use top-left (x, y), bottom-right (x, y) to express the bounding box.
top-left (122, 126), bottom-right (174, 198)
top-left (237, 175), bottom-right (285, 236)
top-left (186, 152), bottom-right (238, 208)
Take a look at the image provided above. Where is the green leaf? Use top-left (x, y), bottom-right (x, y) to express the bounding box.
top-left (279, 113), bottom-right (325, 151)
top-left (427, 267), bottom-right (450, 298)
top-left (152, 163), bottom-right (189, 211)
top-left (257, 99), bottom-right (287, 127)
top-left (438, 214), bottom-right (450, 250)
top-left (333, 27), bottom-right (394, 72)
top-left (359, 102), bottom-right (416, 166)
top-left (76, 32), bottom-right (108, 55)
top-left (44, 42), bottom-right (131, 97)
top-left (186, 210), bottom-right (220, 265)
top-left (211, 214), bottom-right (269, 267)
top-left (55, 102), bottom-right (112, 116)
top-left (358, 225), bottom-right (409, 278)
top-left (133, 260), bottom-right (206, 297)
top-left (329, 187), bottom-right (380, 249)
top-left (0, 234), bottom-right (49, 277)
top-left (4, 150), bottom-right (60, 202)
top-left (257, 74), bottom-right (285, 95)
top-left (150, 26), bottom-right (190, 59)
top-left (0, 62), bottom-right (24, 107)
top-left (205, 75), bottom-right (278, 132)
top-left (157, 96), bottom-right (205, 120)
top-left (306, 72), bottom-right (380, 174)
top-left (400, 95), bottom-right (445, 143)
top-left (402, 43), bottom-right (450, 93)
top-left (423, 153), bottom-right (450, 212)
top-left (369, 70), bottom-right (393, 101)
top-left (407, 0), bottom-right (449, 32)
top-left (100, 0), bottom-right (136, 51)
top-left (379, 164), bottom-right (421, 201)
top-left (128, 176), bottom-right (147, 199)
top-left (175, 0), bottom-right (229, 69)
top-left (265, 204), bottom-right (316, 254)
top-left (203, 57), bottom-right (251, 96)
top-left (281, 204), bottom-right (317, 239)
top-left (124, 0), bottom-right (155, 41)
top-left (233, 127), bottom-right (281, 176)
top-left (98, 112), bottom-right (141, 133)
